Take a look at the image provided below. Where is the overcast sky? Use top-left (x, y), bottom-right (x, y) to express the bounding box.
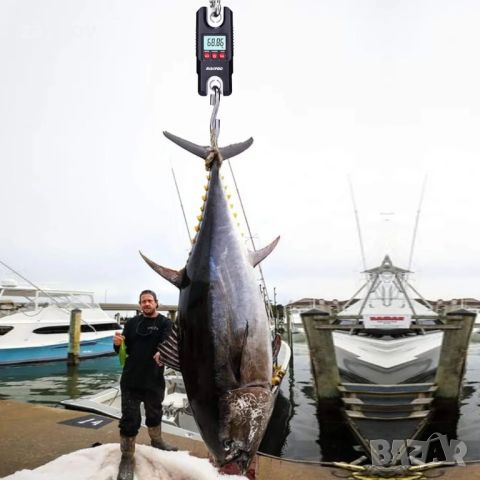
top-left (1, 0), bottom-right (480, 306)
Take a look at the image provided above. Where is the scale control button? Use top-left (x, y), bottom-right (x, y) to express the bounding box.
top-left (212, 52), bottom-right (218, 59)
top-left (219, 52), bottom-right (226, 59)
top-left (203, 52), bottom-right (211, 59)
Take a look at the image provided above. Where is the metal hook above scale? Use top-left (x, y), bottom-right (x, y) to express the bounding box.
top-left (208, 0), bottom-right (223, 27)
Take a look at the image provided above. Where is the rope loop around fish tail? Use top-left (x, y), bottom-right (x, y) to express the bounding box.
top-left (205, 143), bottom-right (222, 170)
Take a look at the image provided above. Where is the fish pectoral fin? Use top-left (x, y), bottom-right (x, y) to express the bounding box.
top-left (139, 251), bottom-right (184, 288)
top-left (248, 236), bottom-right (280, 267)
top-left (158, 324), bottom-right (181, 371)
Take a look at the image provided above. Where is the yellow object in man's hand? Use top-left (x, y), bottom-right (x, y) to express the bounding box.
top-left (119, 339), bottom-right (127, 367)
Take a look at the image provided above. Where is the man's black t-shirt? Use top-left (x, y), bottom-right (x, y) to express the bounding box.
top-left (118, 314), bottom-right (173, 391)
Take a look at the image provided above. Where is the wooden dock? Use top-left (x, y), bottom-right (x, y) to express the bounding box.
top-left (1, 400), bottom-right (479, 479)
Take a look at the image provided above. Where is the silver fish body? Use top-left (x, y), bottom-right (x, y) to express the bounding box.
top-left (180, 161), bottom-right (273, 468)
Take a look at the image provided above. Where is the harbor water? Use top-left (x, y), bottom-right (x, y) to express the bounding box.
top-left (1, 333), bottom-right (479, 463)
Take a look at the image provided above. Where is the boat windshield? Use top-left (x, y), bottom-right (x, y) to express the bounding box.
top-left (0, 286), bottom-right (99, 314)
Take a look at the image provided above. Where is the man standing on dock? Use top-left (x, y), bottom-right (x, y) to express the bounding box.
top-left (113, 289), bottom-right (177, 480)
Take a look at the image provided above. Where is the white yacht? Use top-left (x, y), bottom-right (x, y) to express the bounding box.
top-left (333, 255), bottom-right (443, 384)
top-left (0, 280), bottom-right (121, 365)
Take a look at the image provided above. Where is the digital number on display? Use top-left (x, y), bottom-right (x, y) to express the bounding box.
top-left (203, 35), bottom-right (226, 51)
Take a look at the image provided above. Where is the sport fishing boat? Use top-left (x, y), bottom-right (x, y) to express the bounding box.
top-left (0, 280), bottom-right (121, 365)
top-left (333, 255), bottom-right (443, 384)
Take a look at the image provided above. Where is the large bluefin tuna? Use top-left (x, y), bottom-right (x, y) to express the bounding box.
top-left (140, 131), bottom-right (280, 473)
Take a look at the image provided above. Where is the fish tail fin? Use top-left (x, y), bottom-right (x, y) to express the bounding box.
top-left (218, 137), bottom-right (254, 160)
top-left (163, 131), bottom-right (254, 161)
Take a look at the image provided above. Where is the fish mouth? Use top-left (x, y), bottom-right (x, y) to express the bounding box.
top-left (217, 387), bottom-right (273, 472)
top-left (223, 445), bottom-right (253, 475)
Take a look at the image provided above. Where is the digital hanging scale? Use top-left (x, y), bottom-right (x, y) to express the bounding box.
top-left (196, 6), bottom-right (233, 96)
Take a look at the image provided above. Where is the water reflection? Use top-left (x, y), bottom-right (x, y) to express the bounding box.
top-left (316, 399), bottom-right (360, 462)
top-left (411, 341), bottom-right (480, 462)
top-left (66, 365), bottom-right (81, 398)
top-left (0, 355), bottom-right (121, 406)
top-left (259, 390), bottom-right (292, 457)
top-left (260, 331), bottom-right (359, 461)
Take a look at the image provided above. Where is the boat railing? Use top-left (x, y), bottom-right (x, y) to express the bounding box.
top-left (0, 287), bottom-right (101, 332)
top-left (309, 312), bottom-right (451, 338)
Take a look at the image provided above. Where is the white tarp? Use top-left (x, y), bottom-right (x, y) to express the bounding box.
top-left (4, 444), bottom-right (247, 480)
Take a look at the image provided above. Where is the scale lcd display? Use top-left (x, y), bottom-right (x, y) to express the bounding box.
top-left (203, 35), bottom-right (226, 51)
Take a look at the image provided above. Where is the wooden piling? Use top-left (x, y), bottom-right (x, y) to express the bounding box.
top-left (434, 309), bottom-right (476, 399)
top-left (67, 308), bottom-right (82, 366)
top-left (168, 309), bottom-right (177, 322)
top-left (301, 309), bottom-right (340, 399)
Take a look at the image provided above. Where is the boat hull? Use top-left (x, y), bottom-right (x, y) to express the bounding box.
top-left (333, 331), bottom-right (443, 384)
top-left (0, 335), bottom-right (115, 365)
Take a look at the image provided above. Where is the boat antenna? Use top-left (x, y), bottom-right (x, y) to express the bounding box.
top-left (171, 166), bottom-right (193, 245)
top-left (348, 176), bottom-right (367, 271)
top-left (407, 175), bottom-right (427, 272)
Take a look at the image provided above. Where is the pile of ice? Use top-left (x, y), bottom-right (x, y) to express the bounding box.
top-left (5, 444), bottom-right (247, 480)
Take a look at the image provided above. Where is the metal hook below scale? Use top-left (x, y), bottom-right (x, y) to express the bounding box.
top-left (209, 82), bottom-right (221, 146)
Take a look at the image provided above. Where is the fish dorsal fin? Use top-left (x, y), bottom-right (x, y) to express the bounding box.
top-left (163, 131), bottom-right (254, 161)
top-left (248, 236), bottom-right (280, 268)
top-left (158, 323), bottom-right (180, 371)
top-left (139, 251), bottom-right (184, 289)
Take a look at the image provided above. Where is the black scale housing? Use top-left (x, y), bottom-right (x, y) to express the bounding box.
top-left (196, 6), bottom-right (233, 96)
